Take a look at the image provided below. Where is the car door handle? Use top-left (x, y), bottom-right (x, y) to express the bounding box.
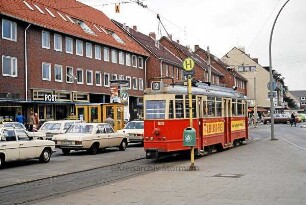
top-left (1, 145), bottom-right (6, 147)
top-left (19, 144), bottom-right (23, 146)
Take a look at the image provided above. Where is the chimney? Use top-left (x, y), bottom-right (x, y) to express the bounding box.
top-left (194, 45), bottom-right (200, 51)
top-left (177, 40), bottom-right (180, 44)
top-left (149, 32), bottom-right (156, 40)
top-left (133, 25), bottom-right (137, 31)
top-left (168, 34), bottom-right (172, 40)
top-left (252, 58), bottom-right (258, 63)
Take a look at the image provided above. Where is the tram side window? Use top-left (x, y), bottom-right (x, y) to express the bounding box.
top-left (145, 100), bottom-right (166, 119)
top-left (237, 100), bottom-right (243, 116)
top-left (207, 97), bottom-right (215, 117)
top-left (175, 95), bottom-right (184, 118)
top-left (216, 97), bottom-right (222, 117)
top-left (232, 100), bottom-right (237, 116)
top-left (203, 100), bottom-right (208, 117)
top-left (169, 100), bottom-right (174, 119)
top-left (185, 95), bottom-right (196, 118)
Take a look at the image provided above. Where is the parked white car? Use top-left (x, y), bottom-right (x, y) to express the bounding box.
top-left (0, 128), bottom-right (56, 168)
top-left (37, 120), bottom-right (82, 140)
top-left (53, 123), bottom-right (129, 155)
top-left (1, 122), bottom-right (46, 139)
top-left (117, 120), bottom-right (144, 143)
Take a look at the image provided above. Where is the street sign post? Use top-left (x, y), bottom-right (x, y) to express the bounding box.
top-left (182, 57), bottom-right (196, 171)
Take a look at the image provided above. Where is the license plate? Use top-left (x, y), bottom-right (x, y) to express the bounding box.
top-left (63, 141), bottom-right (72, 145)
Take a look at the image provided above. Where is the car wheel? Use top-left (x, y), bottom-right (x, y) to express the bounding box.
top-left (89, 143), bottom-right (99, 155)
top-left (39, 149), bottom-right (51, 163)
top-left (0, 155), bottom-right (5, 169)
top-left (119, 139), bottom-right (127, 151)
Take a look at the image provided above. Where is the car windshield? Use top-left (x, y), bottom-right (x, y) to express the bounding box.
top-left (67, 124), bottom-right (94, 134)
top-left (125, 121), bottom-right (144, 129)
top-left (3, 123), bottom-right (25, 129)
top-left (40, 123), bottom-right (61, 130)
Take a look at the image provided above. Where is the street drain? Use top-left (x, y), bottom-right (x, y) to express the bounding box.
top-left (213, 174), bottom-right (243, 178)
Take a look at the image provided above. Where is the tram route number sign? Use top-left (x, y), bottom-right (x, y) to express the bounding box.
top-left (151, 81), bottom-right (162, 91)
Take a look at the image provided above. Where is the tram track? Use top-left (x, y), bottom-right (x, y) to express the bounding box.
top-left (0, 156), bottom-right (189, 205)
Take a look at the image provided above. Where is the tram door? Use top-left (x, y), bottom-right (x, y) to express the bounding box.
top-left (88, 105), bottom-right (101, 122)
top-left (223, 98), bottom-right (232, 145)
top-left (102, 104), bottom-right (124, 131)
top-left (75, 105), bottom-right (88, 122)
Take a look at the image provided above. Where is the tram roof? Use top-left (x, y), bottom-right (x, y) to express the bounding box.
top-left (144, 82), bottom-right (246, 100)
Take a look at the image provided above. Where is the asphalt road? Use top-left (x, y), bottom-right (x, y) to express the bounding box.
top-left (1, 124), bottom-right (306, 205)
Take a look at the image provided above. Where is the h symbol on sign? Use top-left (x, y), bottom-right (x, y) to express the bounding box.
top-left (185, 60), bottom-right (192, 69)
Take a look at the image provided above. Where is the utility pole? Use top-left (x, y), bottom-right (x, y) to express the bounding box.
top-left (269, 0), bottom-right (290, 140)
top-left (207, 46), bottom-right (211, 83)
top-left (254, 77), bottom-right (257, 127)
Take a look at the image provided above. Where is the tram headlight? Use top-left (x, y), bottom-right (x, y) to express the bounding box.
top-left (150, 137), bottom-right (154, 141)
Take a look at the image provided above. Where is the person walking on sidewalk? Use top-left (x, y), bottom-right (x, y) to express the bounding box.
top-left (290, 112), bottom-right (296, 127)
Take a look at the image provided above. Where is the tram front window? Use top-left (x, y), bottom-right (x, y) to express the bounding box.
top-left (145, 100), bottom-right (166, 119)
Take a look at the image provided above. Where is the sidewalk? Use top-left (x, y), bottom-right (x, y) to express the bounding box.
top-left (34, 136), bottom-right (306, 205)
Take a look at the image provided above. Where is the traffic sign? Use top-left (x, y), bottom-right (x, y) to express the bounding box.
top-left (267, 81), bottom-right (276, 90)
top-left (183, 57), bottom-right (195, 71)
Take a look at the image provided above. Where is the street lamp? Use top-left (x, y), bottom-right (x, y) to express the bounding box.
top-left (269, 0), bottom-right (291, 140)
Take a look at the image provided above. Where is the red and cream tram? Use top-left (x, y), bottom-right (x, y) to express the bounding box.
top-left (143, 80), bottom-right (248, 159)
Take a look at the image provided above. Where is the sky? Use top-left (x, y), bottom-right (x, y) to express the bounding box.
top-left (78, 0), bottom-right (306, 91)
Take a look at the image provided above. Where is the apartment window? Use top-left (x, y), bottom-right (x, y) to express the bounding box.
top-left (66, 66), bottom-right (74, 83)
top-left (54, 64), bottom-right (62, 82)
top-left (86, 42), bottom-right (92, 58)
top-left (176, 68), bottom-right (179, 79)
top-left (95, 71), bottom-right (102, 86)
top-left (138, 57), bottom-right (143, 69)
top-left (42, 31), bottom-right (50, 49)
top-left (95, 45), bottom-right (101, 60)
top-left (65, 37), bottom-right (73, 54)
top-left (104, 72), bottom-right (110, 87)
top-left (132, 77), bottom-right (138, 90)
top-left (165, 64), bottom-right (169, 77)
top-left (76, 39), bottom-right (83, 56)
top-left (126, 53), bottom-right (131, 66)
top-left (237, 66), bottom-right (244, 72)
top-left (86, 70), bottom-right (93, 85)
top-left (139, 78), bottom-right (143, 91)
top-left (132, 55), bottom-right (137, 67)
top-left (2, 55), bottom-right (17, 77)
top-left (126, 76), bottom-right (131, 89)
top-left (103, 47), bottom-right (109, 61)
top-left (119, 51), bottom-right (124, 65)
top-left (54, 34), bottom-right (62, 51)
top-left (42, 62), bottom-right (51, 81)
top-left (111, 49), bottom-right (117, 63)
top-left (76, 68), bottom-right (83, 84)
top-left (2, 19), bottom-right (17, 41)
top-left (111, 74), bottom-right (118, 80)
top-left (119, 75), bottom-right (125, 80)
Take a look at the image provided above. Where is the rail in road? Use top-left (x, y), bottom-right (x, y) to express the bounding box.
top-left (1, 125), bottom-right (305, 205)
top-left (0, 156), bottom-right (192, 205)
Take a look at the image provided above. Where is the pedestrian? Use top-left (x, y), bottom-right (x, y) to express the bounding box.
top-left (105, 114), bottom-right (114, 128)
top-left (290, 112), bottom-right (296, 127)
top-left (16, 112), bottom-right (25, 124)
top-left (29, 111), bottom-right (35, 131)
top-left (34, 112), bottom-right (40, 130)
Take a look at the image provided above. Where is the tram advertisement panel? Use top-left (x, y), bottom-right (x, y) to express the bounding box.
top-left (203, 122), bottom-right (224, 135)
top-left (231, 120), bottom-right (246, 131)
